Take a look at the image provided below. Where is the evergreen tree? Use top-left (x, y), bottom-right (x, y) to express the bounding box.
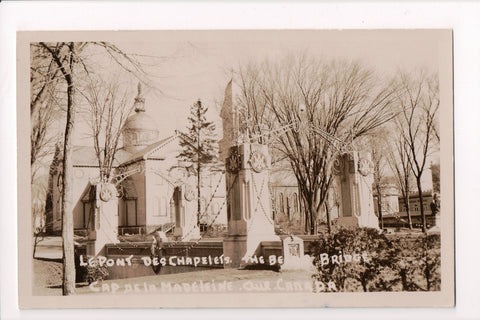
top-left (177, 99), bottom-right (218, 227)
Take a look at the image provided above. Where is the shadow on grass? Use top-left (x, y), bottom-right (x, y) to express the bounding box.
top-left (47, 283), bottom-right (90, 289)
top-left (241, 264), bottom-right (281, 272)
top-left (34, 257), bottom-right (62, 263)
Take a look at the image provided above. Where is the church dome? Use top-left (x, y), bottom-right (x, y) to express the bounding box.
top-left (124, 112), bottom-right (159, 133)
top-left (122, 83), bottom-right (159, 153)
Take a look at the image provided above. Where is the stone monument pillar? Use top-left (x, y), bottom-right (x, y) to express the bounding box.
top-left (86, 183), bottom-right (119, 256)
top-left (172, 183), bottom-right (200, 241)
top-left (334, 151), bottom-right (379, 229)
top-left (223, 143), bottom-right (279, 268)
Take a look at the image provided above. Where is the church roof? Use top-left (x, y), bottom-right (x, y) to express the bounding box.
top-left (71, 135), bottom-right (177, 168)
top-left (270, 168), bottom-right (298, 187)
top-left (72, 146), bottom-right (132, 167)
top-left (119, 135), bottom-right (177, 166)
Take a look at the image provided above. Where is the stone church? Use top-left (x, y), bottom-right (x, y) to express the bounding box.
top-left (48, 87), bottom-right (226, 237)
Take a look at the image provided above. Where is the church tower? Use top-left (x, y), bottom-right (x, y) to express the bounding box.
top-left (122, 83), bottom-right (159, 153)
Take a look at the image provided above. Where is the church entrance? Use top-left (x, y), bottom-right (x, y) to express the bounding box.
top-left (118, 177), bottom-right (141, 235)
top-left (173, 186), bottom-right (184, 228)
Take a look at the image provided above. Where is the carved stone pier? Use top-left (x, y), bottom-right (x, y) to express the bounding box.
top-left (223, 143), bottom-right (279, 268)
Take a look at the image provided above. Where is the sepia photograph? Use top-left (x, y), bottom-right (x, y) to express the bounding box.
top-left (17, 29), bottom-right (454, 308)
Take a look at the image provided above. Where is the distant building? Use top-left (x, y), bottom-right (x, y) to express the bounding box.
top-left (269, 168), bottom-right (302, 223)
top-left (398, 192), bottom-right (434, 215)
top-left (383, 191), bottom-right (437, 228)
top-left (374, 166), bottom-right (438, 228)
top-left (373, 184), bottom-right (400, 217)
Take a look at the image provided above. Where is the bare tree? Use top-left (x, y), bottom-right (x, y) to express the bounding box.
top-left (236, 63), bottom-right (276, 145)
top-left (40, 42), bottom-right (81, 295)
top-left (30, 43), bottom-right (65, 183)
top-left (80, 76), bottom-right (134, 182)
top-left (236, 56), bottom-right (397, 234)
top-left (36, 41), bottom-right (151, 295)
top-left (395, 71), bottom-right (439, 232)
top-left (372, 148), bottom-right (385, 229)
top-left (387, 132), bottom-right (413, 229)
top-left (30, 44), bottom-right (66, 260)
top-left (321, 187), bottom-right (335, 233)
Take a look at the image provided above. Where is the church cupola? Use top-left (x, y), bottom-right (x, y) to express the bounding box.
top-left (122, 83), bottom-right (159, 153)
top-left (133, 82), bottom-right (146, 112)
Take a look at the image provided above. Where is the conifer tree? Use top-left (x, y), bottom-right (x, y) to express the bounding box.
top-left (177, 99), bottom-right (218, 227)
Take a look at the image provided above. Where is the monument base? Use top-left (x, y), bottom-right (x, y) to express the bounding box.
top-left (246, 234), bottom-right (280, 258)
top-left (173, 225), bottom-right (200, 241)
top-left (223, 234), bottom-right (281, 268)
top-left (336, 215), bottom-right (379, 229)
top-left (223, 235), bottom-right (247, 268)
top-left (280, 235), bottom-right (314, 271)
top-left (86, 240), bottom-right (104, 257)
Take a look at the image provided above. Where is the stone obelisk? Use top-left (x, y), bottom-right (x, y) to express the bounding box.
top-left (223, 143), bottom-right (279, 268)
top-left (335, 151), bottom-right (379, 229)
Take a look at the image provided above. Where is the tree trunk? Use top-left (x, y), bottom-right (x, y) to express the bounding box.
top-left (325, 202), bottom-right (331, 234)
top-left (310, 202), bottom-right (317, 235)
top-left (304, 206), bottom-right (310, 235)
top-left (424, 236), bottom-right (431, 291)
top-left (302, 197), bottom-right (311, 235)
top-left (406, 193), bottom-right (412, 229)
top-left (197, 162), bottom-right (201, 228)
top-left (417, 178), bottom-right (426, 233)
top-left (61, 74), bottom-right (76, 295)
top-left (376, 185), bottom-right (383, 229)
top-left (40, 42), bottom-right (77, 295)
top-left (361, 278), bottom-right (368, 292)
top-left (400, 268), bottom-right (408, 291)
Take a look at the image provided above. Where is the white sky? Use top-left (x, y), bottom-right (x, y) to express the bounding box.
top-left (71, 30), bottom-right (443, 146)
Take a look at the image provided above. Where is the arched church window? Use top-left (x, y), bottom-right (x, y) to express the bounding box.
top-left (57, 173), bottom-right (63, 192)
top-left (279, 193), bottom-right (284, 214)
top-left (56, 197), bottom-right (62, 221)
top-left (292, 193), bottom-right (298, 214)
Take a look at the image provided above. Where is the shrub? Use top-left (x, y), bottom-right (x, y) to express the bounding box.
top-left (393, 233), bottom-right (441, 291)
top-left (75, 253), bottom-right (109, 284)
top-left (310, 227), bottom-right (441, 292)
